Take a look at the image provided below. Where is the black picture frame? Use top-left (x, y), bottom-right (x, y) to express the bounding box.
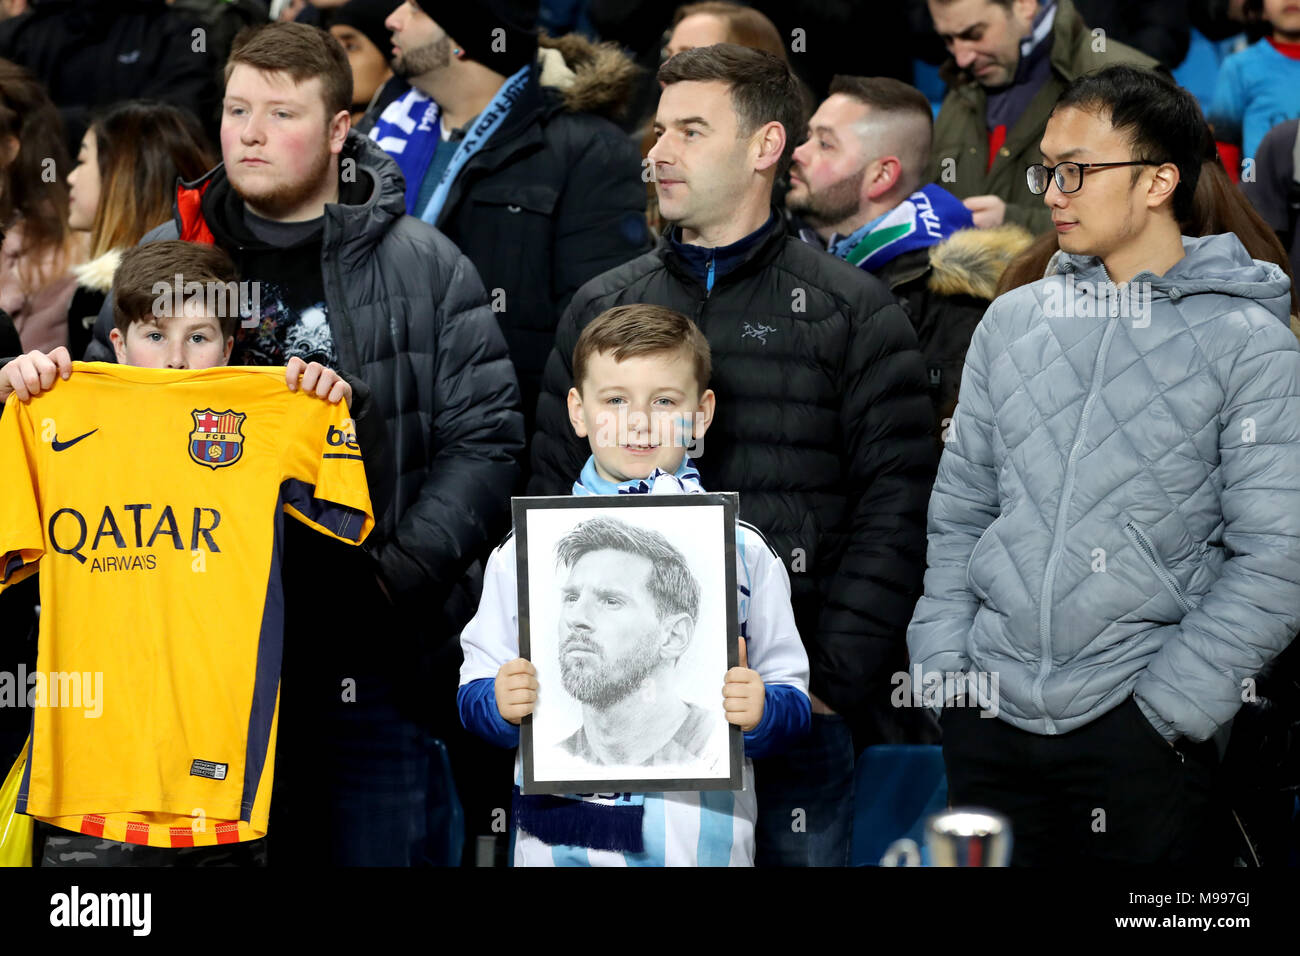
top-left (513, 492), bottom-right (743, 795)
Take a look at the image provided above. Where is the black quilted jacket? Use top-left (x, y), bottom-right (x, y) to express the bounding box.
top-left (529, 212), bottom-right (938, 745)
top-left (421, 34), bottom-right (653, 441)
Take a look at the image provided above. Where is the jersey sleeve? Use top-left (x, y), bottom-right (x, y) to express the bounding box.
top-left (460, 534), bottom-right (522, 684)
top-left (278, 393), bottom-right (375, 546)
top-left (737, 525), bottom-right (811, 757)
top-left (738, 527), bottom-right (810, 695)
top-left (458, 534), bottom-right (525, 746)
top-left (0, 397), bottom-right (44, 591)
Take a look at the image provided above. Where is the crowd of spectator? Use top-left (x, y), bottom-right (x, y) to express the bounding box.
top-left (1, 0), bottom-right (1299, 868)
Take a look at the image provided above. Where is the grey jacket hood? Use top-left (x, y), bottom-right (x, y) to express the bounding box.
top-left (1048, 233), bottom-right (1293, 323)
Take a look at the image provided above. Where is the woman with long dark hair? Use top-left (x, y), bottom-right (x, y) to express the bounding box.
top-left (64, 100), bottom-right (215, 358)
top-left (0, 59), bottom-right (78, 354)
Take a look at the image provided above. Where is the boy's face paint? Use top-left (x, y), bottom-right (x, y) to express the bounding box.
top-left (567, 348), bottom-right (715, 484)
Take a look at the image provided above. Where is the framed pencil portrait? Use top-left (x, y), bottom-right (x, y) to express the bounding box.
top-left (512, 492), bottom-right (743, 795)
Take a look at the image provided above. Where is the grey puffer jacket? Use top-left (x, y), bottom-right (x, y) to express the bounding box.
top-left (907, 233), bottom-right (1300, 744)
top-left (85, 132), bottom-right (525, 606)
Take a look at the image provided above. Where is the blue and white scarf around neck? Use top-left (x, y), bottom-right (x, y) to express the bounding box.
top-left (369, 63), bottom-right (532, 223)
top-left (572, 456), bottom-right (704, 496)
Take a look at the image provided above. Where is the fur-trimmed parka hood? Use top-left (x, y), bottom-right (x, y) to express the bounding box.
top-left (537, 32), bottom-right (640, 121)
top-left (928, 224), bottom-right (1035, 301)
top-left (71, 248), bottom-right (123, 294)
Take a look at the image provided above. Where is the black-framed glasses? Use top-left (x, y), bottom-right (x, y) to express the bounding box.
top-left (1025, 160), bottom-right (1160, 195)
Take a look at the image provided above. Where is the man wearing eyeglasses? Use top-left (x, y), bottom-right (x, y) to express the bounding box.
top-left (925, 0), bottom-right (1159, 233)
top-left (908, 64), bottom-right (1300, 865)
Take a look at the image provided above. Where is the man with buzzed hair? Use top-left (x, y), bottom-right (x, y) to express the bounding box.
top-left (553, 515), bottom-right (722, 769)
top-left (787, 75), bottom-right (1032, 446)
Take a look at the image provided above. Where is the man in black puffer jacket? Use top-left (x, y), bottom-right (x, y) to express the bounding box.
top-left (373, 0), bottom-right (651, 450)
top-left (86, 22), bottom-right (524, 866)
top-left (530, 45), bottom-right (936, 867)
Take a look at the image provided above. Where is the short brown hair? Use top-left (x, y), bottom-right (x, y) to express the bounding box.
top-left (657, 43), bottom-right (804, 176)
top-left (113, 241), bottom-right (241, 338)
top-left (224, 22), bottom-right (352, 119)
top-left (827, 75), bottom-right (934, 190)
top-left (671, 2), bottom-right (787, 62)
top-left (573, 305), bottom-right (711, 395)
top-left (829, 75), bottom-right (933, 125)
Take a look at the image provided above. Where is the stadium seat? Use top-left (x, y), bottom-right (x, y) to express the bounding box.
top-left (421, 737), bottom-right (465, 866)
top-left (912, 59), bottom-right (946, 120)
top-left (851, 744), bottom-right (948, 866)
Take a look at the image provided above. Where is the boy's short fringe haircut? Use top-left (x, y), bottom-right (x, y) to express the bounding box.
top-left (112, 240), bottom-right (241, 338)
top-left (573, 304), bottom-right (712, 394)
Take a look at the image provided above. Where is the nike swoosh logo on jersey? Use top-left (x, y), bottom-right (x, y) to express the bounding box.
top-left (51, 429), bottom-right (98, 451)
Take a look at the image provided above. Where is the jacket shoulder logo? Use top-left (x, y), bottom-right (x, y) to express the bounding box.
top-left (189, 410), bottom-right (246, 470)
top-left (51, 429), bottom-right (98, 452)
top-left (742, 322), bottom-right (778, 344)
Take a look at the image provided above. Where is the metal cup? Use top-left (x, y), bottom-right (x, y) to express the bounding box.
top-left (924, 808), bottom-right (1012, 866)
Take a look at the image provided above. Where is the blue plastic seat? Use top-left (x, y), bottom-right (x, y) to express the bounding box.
top-left (912, 59), bottom-right (946, 120)
top-left (851, 744), bottom-right (948, 867)
top-left (422, 737), bottom-right (465, 866)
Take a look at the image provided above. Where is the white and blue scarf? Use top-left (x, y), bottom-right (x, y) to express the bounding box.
top-left (514, 456), bottom-right (704, 852)
top-left (369, 63), bottom-right (532, 223)
top-left (571, 456), bottom-right (704, 497)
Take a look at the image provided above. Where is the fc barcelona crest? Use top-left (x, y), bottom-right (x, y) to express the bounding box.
top-left (189, 409), bottom-right (246, 470)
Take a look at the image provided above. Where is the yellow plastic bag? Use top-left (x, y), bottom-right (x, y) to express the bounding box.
top-left (0, 738), bottom-right (33, 867)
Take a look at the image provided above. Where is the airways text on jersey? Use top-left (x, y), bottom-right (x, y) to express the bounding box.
top-left (48, 503), bottom-right (223, 572)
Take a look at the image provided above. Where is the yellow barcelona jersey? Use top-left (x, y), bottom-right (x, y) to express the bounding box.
top-left (0, 363), bottom-right (374, 848)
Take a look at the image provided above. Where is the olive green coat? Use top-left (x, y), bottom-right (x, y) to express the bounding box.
top-left (928, 0), bottom-right (1161, 233)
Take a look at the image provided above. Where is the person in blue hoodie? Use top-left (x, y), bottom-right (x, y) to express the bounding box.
top-left (1207, 0), bottom-right (1300, 168)
top-left (908, 64), bottom-right (1300, 865)
top-left (786, 74), bottom-right (1034, 448)
top-left (458, 303), bottom-right (811, 866)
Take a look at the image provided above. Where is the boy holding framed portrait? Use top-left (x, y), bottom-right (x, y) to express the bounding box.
top-left (457, 304), bottom-right (810, 866)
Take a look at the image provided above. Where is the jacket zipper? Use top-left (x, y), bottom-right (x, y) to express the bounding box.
top-left (1033, 312), bottom-right (1122, 733)
top-left (1123, 521), bottom-right (1194, 614)
top-left (966, 516), bottom-right (1001, 587)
